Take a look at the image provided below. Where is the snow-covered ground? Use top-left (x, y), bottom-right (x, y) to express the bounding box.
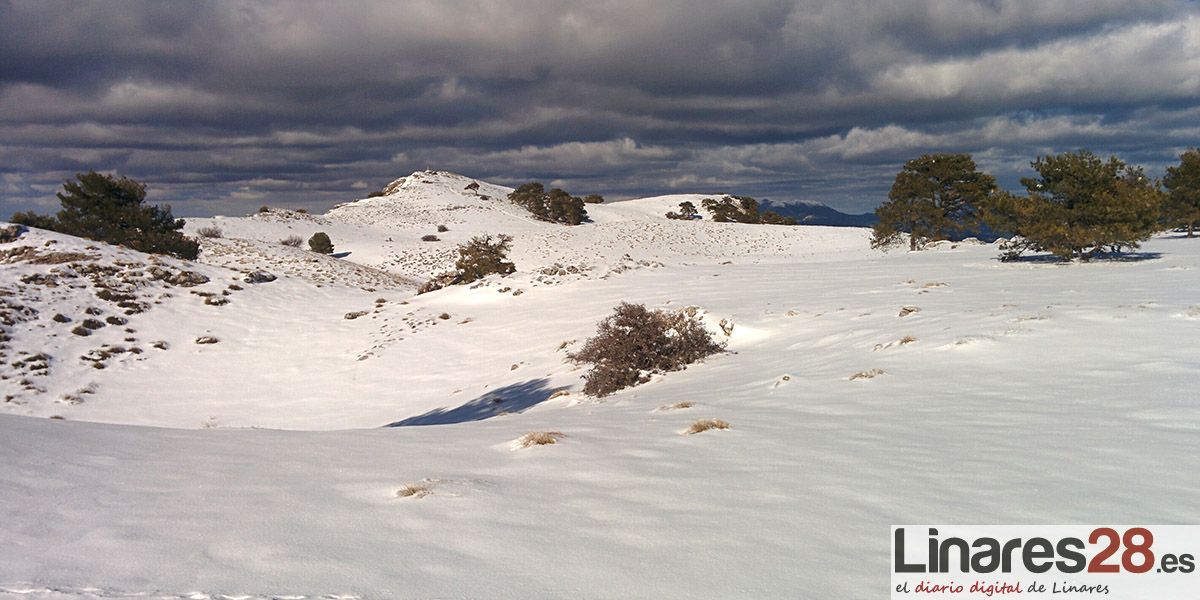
top-left (3, 171), bottom-right (1199, 598)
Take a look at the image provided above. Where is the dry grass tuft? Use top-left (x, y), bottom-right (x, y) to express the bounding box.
top-left (517, 431), bottom-right (566, 447)
top-left (849, 368), bottom-right (886, 380)
top-left (898, 306), bottom-right (921, 317)
top-left (396, 483), bottom-right (433, 499)
top-left (658, 401), bottom-right (694, 411)
top-left (899, 335), bottom-right (917, 345)
top-left (685, 418), bottom-right (730, 434)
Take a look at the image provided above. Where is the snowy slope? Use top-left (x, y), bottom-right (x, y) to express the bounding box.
top-left (3, 172), bottom-right (1200, 598)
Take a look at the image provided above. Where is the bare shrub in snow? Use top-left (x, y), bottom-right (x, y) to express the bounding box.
top-left (197, 226), bottom-right (223, 238)
top-left (279, 235), bottom-right (303, 247)
top-left (437, 224), bottom-right (449, 232)
top-left (517, 431), bottom-right (566, 447)
top-left (685, 419), bottom-right (730, 434)
top-left (658, 401), bottom-right (694, 411)
top-left (421, 234), bottom-right (440, 242)
top-left (569, 302), bottom-right (724, 397)
top-left (396, 483), bottom-right (433, 498)
top-left (849, 368), bottom-right (885, 380)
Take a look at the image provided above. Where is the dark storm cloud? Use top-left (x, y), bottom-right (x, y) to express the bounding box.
top-left (1, 0), bottom-right (1198, 218)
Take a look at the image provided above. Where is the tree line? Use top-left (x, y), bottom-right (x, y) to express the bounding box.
top-left (871, 149), bottom-right (1200, 260)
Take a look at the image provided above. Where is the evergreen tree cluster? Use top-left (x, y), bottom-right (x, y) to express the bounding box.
top-left (871, 150), bottom-right (1197, 261)
top-left (1164, 148), bottom-right (1200, 238)
top-left (701, 195), bottom-right (796, 225)
top-left (11, 171), bottom-right (199, 260)
top-left (666, 200), bottom-right (699, 220)
top-left (507, 182), bottom-right (591, 225)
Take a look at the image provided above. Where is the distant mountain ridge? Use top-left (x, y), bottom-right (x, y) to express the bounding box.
top-left (758, 199), bottom-right (877, 228)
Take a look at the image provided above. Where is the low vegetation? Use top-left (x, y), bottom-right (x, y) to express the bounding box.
top-left (516, 431), bottom-right (565, 447)
top-left (569, 302), bottom-right (724, 397)
top-left (685, 419), bottom-right (730, 434)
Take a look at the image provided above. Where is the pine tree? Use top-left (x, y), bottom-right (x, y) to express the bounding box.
top-left (1164, 148), bottom-right (1200, 238)
top-left (992, 151), bottom-right (1163, 260)
top-left (872, 154), bottom-right (996, 251)
top-left (11, 171), bottom-right (199, 259)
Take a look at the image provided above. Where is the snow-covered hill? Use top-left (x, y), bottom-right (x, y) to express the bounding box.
top-left (3, 171), bottom-right (1200, 598)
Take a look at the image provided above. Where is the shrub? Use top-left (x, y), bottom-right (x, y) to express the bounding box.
top-left (11, 171), bottom-right (200, 259)
top-left (455, 234), bottom-right (515, 283)
top-left (418, 234), bottom-right (517, 293)
top-left (421, 234), bottom-right (440, 242)
top-left (257, 205), bottom-right (271, 213)
top-left (569, 302), bottom-right (724, 397)
top-left (280, 235), bottom-right (303, 247)
top-left (295, 208), bottom-right (308, 214)
top-left (437, 224), bottom-right (449, 233)
top-left (583, 194), bottom-right (604, 204)
top-left (308, 232), bottom-right (334, 254)
top-left (0, 224), bottom-right (23, 243)
top-left (197, 226), bottom-right (223, 238)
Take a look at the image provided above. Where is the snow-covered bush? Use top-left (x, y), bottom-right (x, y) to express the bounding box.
top-left (570, 302), bottom-right (724, 397)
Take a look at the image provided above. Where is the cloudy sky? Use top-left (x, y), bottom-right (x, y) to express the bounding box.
top-left (1, 0), bottom-right (1198, 217)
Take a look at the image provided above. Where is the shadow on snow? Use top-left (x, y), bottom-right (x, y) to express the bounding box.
top-left (384, 378), bottom-right (568, 427)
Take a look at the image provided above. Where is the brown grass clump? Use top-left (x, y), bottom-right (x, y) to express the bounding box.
top-left (396, 483), bottom-right (433, 499)
top-left (899, 335), bottom-right (917, 345)
top-left (684, 418), bottom-right (730, 434)
top-left (658, 401), bottom-right (694, 411)
top-left (517, 431), bottom-right (566, 447)
top-left (849, 368), bottom-right (886, 381)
